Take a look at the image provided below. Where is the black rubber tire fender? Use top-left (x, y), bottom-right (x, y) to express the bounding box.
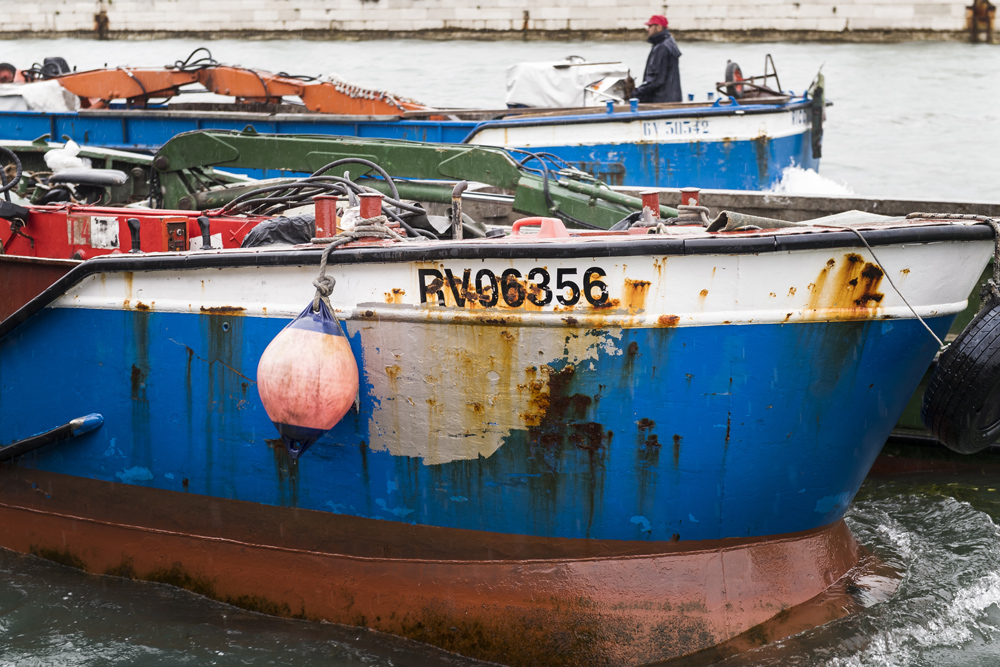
top-left (725, 61), bottom-right (745, 99)
top-left (921, 303), bottom-right (1000, 454)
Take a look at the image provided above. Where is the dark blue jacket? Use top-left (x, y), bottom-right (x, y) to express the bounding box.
top-left (635, 30), bottom-right (682, 103)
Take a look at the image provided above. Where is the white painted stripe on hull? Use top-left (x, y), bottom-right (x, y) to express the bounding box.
top-left (51, 239), bottom-right (992, 327)
top-left (469, 106), bottom-right (812, 148)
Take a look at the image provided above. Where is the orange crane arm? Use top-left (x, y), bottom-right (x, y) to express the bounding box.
top-left (55, 68), bottom-right (200, 103)
top-left (196, 67), bottom-right (305, 102)
top-left (53, 65), bottom-right (432, 116)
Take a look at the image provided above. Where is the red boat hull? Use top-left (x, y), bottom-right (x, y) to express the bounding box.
top-left (0, 466), bottom-right (864, 666)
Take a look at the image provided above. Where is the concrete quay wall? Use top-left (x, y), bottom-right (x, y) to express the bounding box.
top-left (2, 0), bottom-right (989, 42)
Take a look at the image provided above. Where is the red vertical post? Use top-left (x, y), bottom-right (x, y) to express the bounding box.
top-left (640, 191), bottom-right (660, 218)
top-left (314, 195), bottom-right (338, 237)
top-left (680, 187), bottom-right (700, 207)
top-left (359, 193), bottom-right (383, 219)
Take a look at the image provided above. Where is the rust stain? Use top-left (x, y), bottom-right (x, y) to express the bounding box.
top-left (519, 362), bottom-right (612, 464)
top-left (500, 330), bottom-right (515, 343)
top-left (624, 341), bottom-right (640, 376)
top-left (806, 254), bottom-right (885, 319)
top-left (638, 418), bottom-right (659, 467)
top-left (384, 288), bottom-right (406, 304)
top-left (657, 315), bottom-right (680, 327)
top-left (384, 365), bottom-right (401, 394)
top-left (653, 258), bottom-right (664, 282)
top-left (122, 272), bottom-right (134, 303)
top-left (623, 278), bottom-right (651, 313)
top-left (591, 298), bottom-right (620, 311)
top-left (200, 306), bottom-right (246, 315)
top-left (901, 268), bottom-right (911, 275)
top-left (130, 364), bottom-right (145, 401)
top-left (787, 287), bottom-right (797, 297)
top-left (134, 301), bottom-right (151, 311)
top-left (672, 434), bottom-right (682, 469)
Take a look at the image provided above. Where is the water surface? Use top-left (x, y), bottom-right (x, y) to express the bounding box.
top-left (5, 38), bottom-right (999, 200)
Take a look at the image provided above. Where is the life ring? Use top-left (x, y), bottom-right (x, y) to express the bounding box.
top-left (725, 61), bottom-right (745, 99)
top-left (921, 302), bottom-right (1000, 454)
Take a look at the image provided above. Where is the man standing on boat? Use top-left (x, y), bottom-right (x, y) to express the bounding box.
top-left (634, 15), bottom-right (682, 103)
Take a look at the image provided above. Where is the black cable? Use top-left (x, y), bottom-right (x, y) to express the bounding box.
top-left (168, 47), bottom-right (219, 71)
top-left (311, 158), bottom-right (401, 202)
top-left (510, 150), bottom-right (602, 229)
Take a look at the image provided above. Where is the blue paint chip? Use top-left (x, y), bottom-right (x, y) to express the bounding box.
top-left (164, 472), bottom-right (174, 480)
top-left (688, 513), bottom-right (700, 523)
top-left (116, 466), bottom-right (154, 483)
top-left (103, 437), bottom-right (118, 457)
top-left (375, 498), bottom-right (414, 518)
top-left (814, 492), bottom-right (850, 515)
top-left (630, 516), bottom-right (652, 533)
top-left (450, 496), bottom-right (469, 502)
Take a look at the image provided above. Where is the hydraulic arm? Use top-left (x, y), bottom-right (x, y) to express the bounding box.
top-left (151, 129), bottom-right (679, 228)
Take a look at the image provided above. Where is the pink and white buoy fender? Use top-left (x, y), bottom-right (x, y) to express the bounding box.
top-left (256, 299), bottom-right (359, 459)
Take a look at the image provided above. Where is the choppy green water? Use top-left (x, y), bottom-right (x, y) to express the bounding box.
top-left (0, 548), bottom-right (489, 666)
top-left (715, 465), bottom-right (1000, 667)
top-left (5, 461), bottom-right (1000, 666)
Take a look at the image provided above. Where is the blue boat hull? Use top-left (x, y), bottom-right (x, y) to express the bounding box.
top-left (0, 100), bottom-right (817, 189)
top-left (0, 307), bottom-right (947, 543)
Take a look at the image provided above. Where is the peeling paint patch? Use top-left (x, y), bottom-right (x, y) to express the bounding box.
top-left (375, 498), bottom-right (414, 518)
top-left (116, 466), bottom-right (154, 483)
top-left (814, 492), bottom-right (850, 515)
top-left (102, 438), bottom-right (120, 457)
top-left (630, 515), bottom-right (652, 533)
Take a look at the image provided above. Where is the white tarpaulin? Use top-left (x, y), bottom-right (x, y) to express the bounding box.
top-left (505, 57), bottom-right (630, 108)
top-left (0, 80), bottom-right (81, 112)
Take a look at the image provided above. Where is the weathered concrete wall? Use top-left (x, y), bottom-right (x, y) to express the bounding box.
top-left (2, 0), bottom-right (988, 41)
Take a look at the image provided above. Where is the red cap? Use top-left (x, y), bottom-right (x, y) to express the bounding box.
top-left (645, 15), bottom-right (668, 27)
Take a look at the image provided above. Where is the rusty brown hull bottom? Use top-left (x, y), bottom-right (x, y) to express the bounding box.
top-left (0, 467), bottom-right (865, 666)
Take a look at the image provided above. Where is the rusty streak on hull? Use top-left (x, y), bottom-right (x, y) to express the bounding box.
top-left (0, 467), bottom-right (863, 666)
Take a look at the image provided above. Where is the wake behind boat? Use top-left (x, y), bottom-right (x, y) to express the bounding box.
top-left (0, 49), bottom-right (825, 191)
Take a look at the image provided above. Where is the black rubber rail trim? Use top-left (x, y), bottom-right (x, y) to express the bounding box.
top-left (0, 223), bottom-right (991, 340)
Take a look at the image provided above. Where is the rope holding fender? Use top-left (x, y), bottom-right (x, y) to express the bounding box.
top-left (979, 219), bottom-right (1000, 312)
top-left (310, 215), bottom-right (406, 312)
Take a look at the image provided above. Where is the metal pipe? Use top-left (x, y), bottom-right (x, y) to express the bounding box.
top-left (451, 180), bottom-right (468, 240)
top-left (554, 179), bottom-right (678, 219)
top-left (0, 413), bottom-right (104, 462)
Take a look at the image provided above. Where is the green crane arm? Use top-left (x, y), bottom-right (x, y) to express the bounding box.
top-left (152, 129), bottom-right (677, 227)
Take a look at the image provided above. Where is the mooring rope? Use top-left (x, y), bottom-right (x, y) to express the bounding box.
top-left (825, 224), bottom-right (947, 351)
top-left (811, 214), bottom-right (1000, 352)
top-left (310, 215), bottom-right (405, 312)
